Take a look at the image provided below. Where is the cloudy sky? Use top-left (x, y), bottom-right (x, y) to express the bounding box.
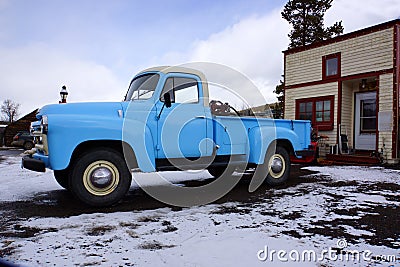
top-left (1, 0), bottom-right (400, 116)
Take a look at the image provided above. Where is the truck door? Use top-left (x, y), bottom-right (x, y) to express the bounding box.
top-left (156, 74), bottom-right (210, 159)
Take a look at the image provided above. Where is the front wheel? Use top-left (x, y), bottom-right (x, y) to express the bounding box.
top-left (264, 146), bottom-right (290, 185)
top-left (69, 149), bottom-right (132, 207)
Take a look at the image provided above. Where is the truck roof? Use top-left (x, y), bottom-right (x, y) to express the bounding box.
top-left (142, 66), bottom-right (208, 82)
top-left (140, 66), bottom-right (209, 107)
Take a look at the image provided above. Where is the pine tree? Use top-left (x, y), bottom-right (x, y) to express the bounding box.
top-left (272, 79), bottom-right (284, 119)
top-left (274, 0), bottom-right (344, 118)
top-left (282, 0), bottom-right (344, 48)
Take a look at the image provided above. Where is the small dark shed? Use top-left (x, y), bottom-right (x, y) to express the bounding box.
top-left (4, 109), bottom-right (38, 146)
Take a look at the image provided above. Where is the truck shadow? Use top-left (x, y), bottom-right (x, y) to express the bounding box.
top-left (0, 165), bottom-right (319, 221)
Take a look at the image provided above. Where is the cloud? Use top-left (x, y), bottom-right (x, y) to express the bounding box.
top-left (155, 8), bottom-right (290, 107)
top-left (189, 10), bottom-right (290, 106)
top-left (0, 43), bottom-right (125, 116)
top-left (325, 0), bottom-right (400, 32)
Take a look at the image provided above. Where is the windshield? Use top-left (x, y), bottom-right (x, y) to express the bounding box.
top-left (125, 73), bottom-right (160, 101)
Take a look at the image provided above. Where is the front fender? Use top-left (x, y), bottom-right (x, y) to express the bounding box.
top-left (46, 114), bottom-right (123, 170)
top-left (46, 115), bottom-right (156, 172)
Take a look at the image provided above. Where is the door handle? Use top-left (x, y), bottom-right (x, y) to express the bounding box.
top-left (195, 116), bottom-right (206, 119)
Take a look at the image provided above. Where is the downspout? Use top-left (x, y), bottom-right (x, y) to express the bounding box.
top-left (395, 24), bottom-right (400, 159)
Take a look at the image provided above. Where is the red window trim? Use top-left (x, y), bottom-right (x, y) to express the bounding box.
top-left (296, 95), bottom-right (335, 131)
top-left (322, 53), bottom-right (341, 80)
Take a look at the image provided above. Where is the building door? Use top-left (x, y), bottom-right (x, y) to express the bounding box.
top-left (354, 92), bottom-right (376, 150)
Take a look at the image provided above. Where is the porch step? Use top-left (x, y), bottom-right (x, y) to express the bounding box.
top-left (325, 154), bottom-right (381, 165)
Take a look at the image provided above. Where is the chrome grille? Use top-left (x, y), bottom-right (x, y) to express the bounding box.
top-left (31, 121), bottom-right (48, 155)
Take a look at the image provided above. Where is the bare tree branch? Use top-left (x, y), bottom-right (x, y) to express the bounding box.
top-left (1, 99), bottom-right (20, 123)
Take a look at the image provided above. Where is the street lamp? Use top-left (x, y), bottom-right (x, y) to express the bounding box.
top-left (59, 85), bottom-right (68, 104)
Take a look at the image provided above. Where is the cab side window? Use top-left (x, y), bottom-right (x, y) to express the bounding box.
top-left (161, 77), bottom-right (199, 104)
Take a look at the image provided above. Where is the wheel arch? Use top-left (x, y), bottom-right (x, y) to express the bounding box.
top-left (275, 139), bottom-right (295, 156)
top-left (69, 140), bottom-right (138, 171)
top-left (263, 139), bottom-right (294, 164)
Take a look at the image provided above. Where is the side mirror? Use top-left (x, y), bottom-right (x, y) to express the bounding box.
top-left (164, 93), bottom-right (172, 108)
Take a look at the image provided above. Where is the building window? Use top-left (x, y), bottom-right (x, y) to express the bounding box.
top-left (326, 58), bottom-right (338, 76)
top-left (316, 99), bottom-right (331, 123)
top-left (360, 99), bottom-right (376, 133)
top-left (298, 102), bottom-right (313, 121)
top-left (296, 96), bottom-right (334, 131)
top-left (322, 53), bottom-right (341, 80)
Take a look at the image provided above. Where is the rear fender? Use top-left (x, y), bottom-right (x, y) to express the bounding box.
top-left (248, 126), bottom-right (299, 164)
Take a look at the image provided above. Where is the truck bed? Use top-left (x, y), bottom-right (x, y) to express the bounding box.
top-left (213, 116), bottom-right (311, 163)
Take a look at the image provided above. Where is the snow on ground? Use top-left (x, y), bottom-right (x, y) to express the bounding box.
top-left (0, 156), bottom-right (59, 202)
top-left (306, 165), bottom-right (400, 184)
top-left (0, 156), bottom-right (399, 266)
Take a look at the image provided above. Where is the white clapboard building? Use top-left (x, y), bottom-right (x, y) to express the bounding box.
top-left (283, 19), bottom-right (400, 163)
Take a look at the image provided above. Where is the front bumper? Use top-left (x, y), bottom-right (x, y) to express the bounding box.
top-left (22, 155), bottom-right (46, 172)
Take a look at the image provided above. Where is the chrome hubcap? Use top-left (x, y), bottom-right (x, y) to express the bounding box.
top-left (83, 160), bottom-right (120, 196)
top-left (270, 157), bottom-right (283, 173)
top-left (90, 167), bottom-right (113, 189)
top-left (268, 154), bottom-right (285, 179)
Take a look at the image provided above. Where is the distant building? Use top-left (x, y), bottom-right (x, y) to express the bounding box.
top-left (239, 103), bottom-right (278, 118)
top-left (4, 109), bottom-right (38, 146)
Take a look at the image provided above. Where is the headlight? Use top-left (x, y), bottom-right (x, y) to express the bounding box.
top-left (41, 115), bottom-right (48, 134)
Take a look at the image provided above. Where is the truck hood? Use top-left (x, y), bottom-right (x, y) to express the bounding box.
top-left (36, 102), bottom-right (124, 120)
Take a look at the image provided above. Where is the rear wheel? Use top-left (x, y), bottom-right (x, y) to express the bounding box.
top-left (54, 169), bottom-right (70, 190)
top-left (69, 149), bottom-right (132, 207)
top-left (264, 146), bottom-right (290, 185)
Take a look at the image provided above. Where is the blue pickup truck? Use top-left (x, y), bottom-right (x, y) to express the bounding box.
top-left (22, 66), bottom-right (314, 206)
